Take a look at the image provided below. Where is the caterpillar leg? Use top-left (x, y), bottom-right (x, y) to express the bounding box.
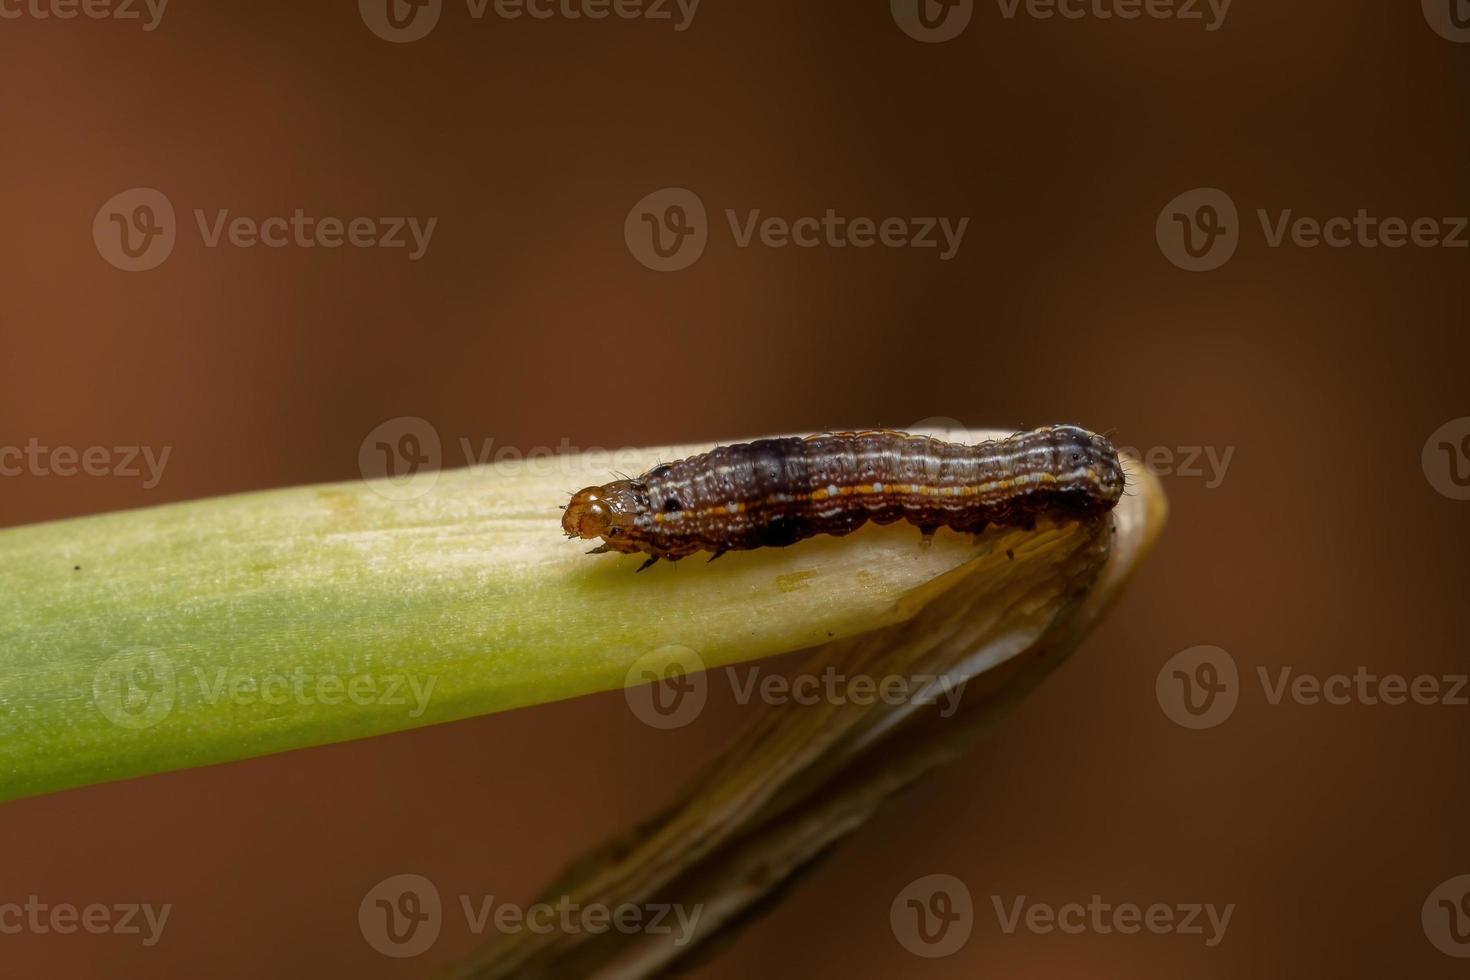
top-left (917, 525), bottom-right (940, 548)
top-left (586, 544), bottom-right (615, 555)
top-left (707, 550), bottom-right (728, 563)
top-left (635, 556), bottom-right (660, 573)
top-left (969, 523), bottom-right (989, 545)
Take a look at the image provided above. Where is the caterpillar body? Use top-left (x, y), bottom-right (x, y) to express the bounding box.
top-left (561, 425), bottom-right (1124, 571)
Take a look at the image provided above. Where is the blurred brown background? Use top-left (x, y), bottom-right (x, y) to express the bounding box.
top-left (2, 0), bottom-right (1468, 976)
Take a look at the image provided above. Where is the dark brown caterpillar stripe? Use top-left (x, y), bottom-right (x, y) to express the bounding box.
top-left (562, 425), bottom-right (1124, 571)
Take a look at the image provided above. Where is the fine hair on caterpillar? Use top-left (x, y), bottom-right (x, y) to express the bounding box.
top-left (561, 425), bottom-right (1125, 572)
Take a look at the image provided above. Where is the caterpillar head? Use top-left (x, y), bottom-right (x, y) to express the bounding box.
top-left (562, 480), bottom-right (648, 550)
top-left (1048, 424), bottom-right (1126, 507)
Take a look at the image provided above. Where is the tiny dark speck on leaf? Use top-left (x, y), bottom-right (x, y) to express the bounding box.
top-left (73, 565), bottom-right (81, 571)
top-left (1005, 549), bottom-right (1014, 561)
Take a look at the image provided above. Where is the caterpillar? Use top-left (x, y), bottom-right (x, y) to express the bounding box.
top-left (561, 425), bottom-right (1124, 572)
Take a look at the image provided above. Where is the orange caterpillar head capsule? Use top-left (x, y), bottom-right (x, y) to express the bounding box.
top-left (561, 480), bottom-right (647, 551)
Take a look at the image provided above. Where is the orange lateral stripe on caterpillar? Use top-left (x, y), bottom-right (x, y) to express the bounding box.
top-left (561, 425), bottom-right (1125, 572)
